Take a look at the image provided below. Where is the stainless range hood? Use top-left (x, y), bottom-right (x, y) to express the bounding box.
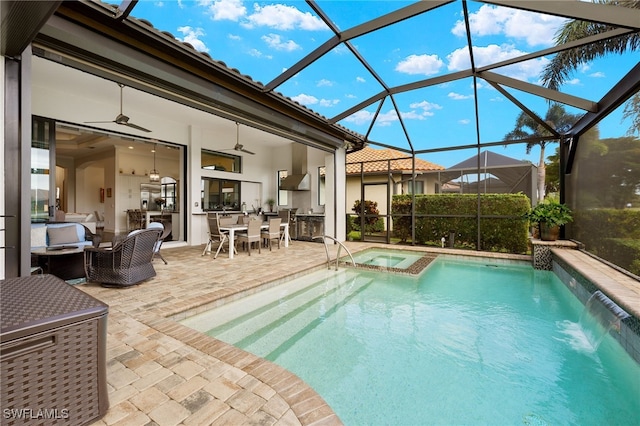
top-left (279, 173), bottom-right (310, 191)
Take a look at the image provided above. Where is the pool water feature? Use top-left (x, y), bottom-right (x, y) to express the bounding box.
top-left (182, 256), bottom-right (640, 425)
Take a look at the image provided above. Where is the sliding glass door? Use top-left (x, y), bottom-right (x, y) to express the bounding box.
top-left (31, 117), bottom-right (56, 222)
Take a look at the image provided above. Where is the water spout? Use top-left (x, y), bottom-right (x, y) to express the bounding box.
top-left (579, 290), bottom-right (629, 350)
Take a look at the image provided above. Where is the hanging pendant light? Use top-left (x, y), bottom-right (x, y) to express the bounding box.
top-left (149, 144), bottom-right (160, 182)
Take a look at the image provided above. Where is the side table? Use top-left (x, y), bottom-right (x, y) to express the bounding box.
top-left (31, 246), bottom-right (86, 282)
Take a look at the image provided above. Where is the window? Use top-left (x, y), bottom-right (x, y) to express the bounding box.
top-left (201, 149), bottom-right (241, 173)
top-left (318, 166), bottom-right (326, 205)
top-left (201, 178), bottom-right (241, 211)
top-left (278, 170), bottom-right (288, 206)
top-left (161, 177), bottom-right (178, 211)
top-left (407, 180), bottom-right (424, 195)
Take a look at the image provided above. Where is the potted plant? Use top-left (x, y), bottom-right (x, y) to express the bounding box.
top-left (525, 199), bottom-right (573, 241)
top-left (266, 198), bottom-right (276, 212)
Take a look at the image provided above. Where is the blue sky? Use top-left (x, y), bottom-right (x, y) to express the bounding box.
top-left (131, 0), bottom-right (638, 167)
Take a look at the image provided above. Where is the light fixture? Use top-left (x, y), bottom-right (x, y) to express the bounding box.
top-left (149, 144), bottom-right (160, 182)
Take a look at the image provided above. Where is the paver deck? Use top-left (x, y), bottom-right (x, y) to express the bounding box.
top-left (78, 240), bottom-right (636, 425)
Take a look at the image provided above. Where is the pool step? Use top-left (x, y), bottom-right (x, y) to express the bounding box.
top-left (208, 269), bottom-right (357, 343)
top-left (215, 272), bottom-right (373, 358)
top-left (241, 274), bottom-right (374, 358)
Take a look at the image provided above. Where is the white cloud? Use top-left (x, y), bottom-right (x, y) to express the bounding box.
top-left (245, 4), bottom-right (328, 31)
top-left (452, 4), bottom-right (566, 46)
top-left (567, 78), bottom-right (581, 85)
top-left (331, 45), bottom-right (350, 55)
top-left (448, 92), bottom-right (472, 100)
top-left (376, 110), bottom-right (401, 126)
top-left (176, 26), bottom-right (209, 52)
top-left (317, 79), bottom-right (333, 87)
top-left (345, 94), bottom-right (357, 99)
top-left (248, 48), bottom-right (272, 59)
top-left (205, 0), bottom-right (246, 21)
top-left (228, 34), bottom-right (241, 41)
top-left (319, 99), bottom-right (340, 107)
top-left (590, 71), bottom-right (605, 78)
top-left (459, 119), bottom-right (471, 125)
top-left (356, 76), bottom-right (366, 83)
top-left (448, 44), bottom-right (549, 81)
top-left (346, 103), bottom-right (443, 126)
top-left (345, 110), bottom-right (375, 125)
top-left (262, 34), bottom-right (300, 51)
top-left (396, 54), bottom-right (444, 76)
top-left (410, 100), bottom-right (442, 113)
top-left (291, 93), bottom-right (318, 105)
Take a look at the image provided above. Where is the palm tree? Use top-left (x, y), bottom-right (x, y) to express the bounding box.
top-left (541, 0), bottom-right (640, 92)
top-left (505, 103), bottom-right (580, 202)
top-left (622, 92), bottom-right (640, 136)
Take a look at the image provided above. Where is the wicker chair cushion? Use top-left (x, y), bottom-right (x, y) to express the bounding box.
top-left (47, 224), bottom-right (82, 245)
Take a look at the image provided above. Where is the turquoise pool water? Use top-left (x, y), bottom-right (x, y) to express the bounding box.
top-left (182, 256), bottom-right (640, 425)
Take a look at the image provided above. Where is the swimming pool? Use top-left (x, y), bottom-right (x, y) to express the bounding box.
top-left (181, 255), bottom-right (640, 425)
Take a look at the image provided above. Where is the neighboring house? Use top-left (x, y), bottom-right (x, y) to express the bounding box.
top-left (434, 150), bottom-right (538, 204)
top-left (345, 146), bottom-right (444, 216)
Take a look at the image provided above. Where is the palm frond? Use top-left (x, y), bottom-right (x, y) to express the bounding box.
top-left (541, 1), bottom-right (640, 90)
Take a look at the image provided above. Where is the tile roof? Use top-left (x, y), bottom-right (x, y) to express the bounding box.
top-left (346, 146), bottom-right (444, 175)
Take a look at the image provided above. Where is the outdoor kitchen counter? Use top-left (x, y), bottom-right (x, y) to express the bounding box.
top-left (295, 213), bottom-right (324, 241)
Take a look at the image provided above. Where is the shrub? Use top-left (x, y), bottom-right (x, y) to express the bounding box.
top-left (391, 193), bottom-right (530, 253)
top-left (352, 200), bottom-right (383, 234)
top-left (572, 209), bottom-right (640, 274)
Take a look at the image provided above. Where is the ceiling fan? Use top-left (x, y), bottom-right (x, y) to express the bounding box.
top-left (85, 83), bottom-right (151, 133)
top-left (228, 122), bottom-right (255, 155)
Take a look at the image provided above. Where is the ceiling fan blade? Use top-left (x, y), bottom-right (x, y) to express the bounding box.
top-left (84, 84), bottom-right (152, 132)
top-left (241, 148), bottom-right (255, 155)
top-left (122, 122), bottom-right (152, 133)
top-left (114, 113), bottom-right (151, 132)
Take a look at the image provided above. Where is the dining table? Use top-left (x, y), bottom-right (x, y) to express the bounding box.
top-left (219, 221), bottom-right (289, 259)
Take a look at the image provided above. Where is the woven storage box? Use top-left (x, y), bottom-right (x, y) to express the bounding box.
top-left (0, 275), bottom-right (109, 425)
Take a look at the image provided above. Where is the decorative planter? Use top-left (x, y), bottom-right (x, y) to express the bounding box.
top-left (540, 222), bottom-right (560, 241)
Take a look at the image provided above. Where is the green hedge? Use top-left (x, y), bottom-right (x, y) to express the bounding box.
top-left (391, 193), bottom-right (530, 253)
top-left (347, 215), bottom-right (385, 233)
top-left (598, 239), bottom-right (640, 276)
top-left (572, 209), bottom-right (640, 275)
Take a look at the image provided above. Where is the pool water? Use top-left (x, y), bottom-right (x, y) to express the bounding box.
top-left (182, 256), bottom-right (640, 425)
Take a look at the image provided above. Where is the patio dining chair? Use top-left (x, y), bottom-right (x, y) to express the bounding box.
top-left (261, 217), bottom-right (281, 251)
top-left (236, 219), bottom-right (261, 256)
top-left (278, 210), bottom-right (292, 244)
top-left (202, 214), bottom-right (237, 259)
top-left (147, 221), bottom-right (171, 264)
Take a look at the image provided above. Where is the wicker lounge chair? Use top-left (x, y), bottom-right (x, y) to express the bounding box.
top-left (84, 228), bottom-right (161, 287)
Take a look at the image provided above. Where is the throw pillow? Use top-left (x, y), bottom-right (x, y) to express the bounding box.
top-left (47, 225), bottom-right (81, 245)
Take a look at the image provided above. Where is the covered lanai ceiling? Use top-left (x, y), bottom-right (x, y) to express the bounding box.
top-left (4, 0), bottom-right (640, 164)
